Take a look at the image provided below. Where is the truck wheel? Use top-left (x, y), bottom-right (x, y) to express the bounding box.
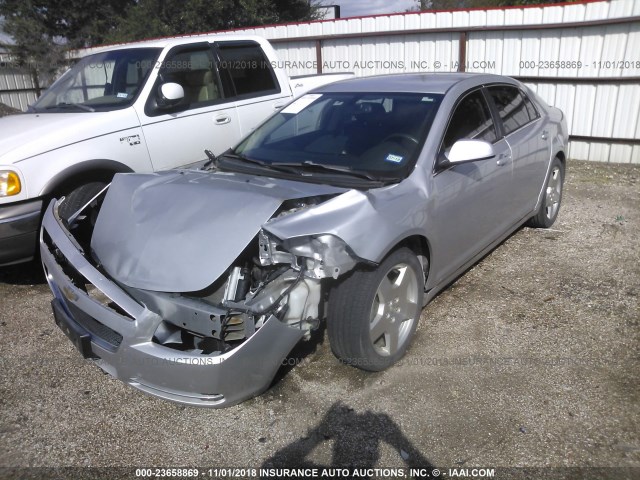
top-left (327, 247), bottom-right (424, 371)
top-left (528, 157), bottom-right (564, 228)
top-left (57, 182), bottom-right (107, 224)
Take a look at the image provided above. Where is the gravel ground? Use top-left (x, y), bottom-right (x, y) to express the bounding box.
top-left (0, 160), bottom-right (638, 478)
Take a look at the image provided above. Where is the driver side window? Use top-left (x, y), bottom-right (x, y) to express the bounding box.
top-left (442, 90), bottom-right (497, 152)
top-left (160, 47), bottom-right (221, 108)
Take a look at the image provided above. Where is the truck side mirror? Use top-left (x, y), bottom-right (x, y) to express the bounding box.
top-left (157, 82), bottom-right (185, 108)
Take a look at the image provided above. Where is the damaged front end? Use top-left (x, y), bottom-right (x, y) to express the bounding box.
top-left (40, 175), bottom-right (359, 407)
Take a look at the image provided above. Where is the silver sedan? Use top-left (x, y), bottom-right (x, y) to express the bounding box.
top-left (40, 73), bottom-right (568, 406)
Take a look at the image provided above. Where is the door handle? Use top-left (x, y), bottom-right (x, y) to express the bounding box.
top-left (496, 154), bottom-right (510, 166)
top-left (274, 103), bottom-right (286, 110)
top-left (541, 130), bottom-right (549, 140)
top-left (215, 114), bottom-right (231, 125)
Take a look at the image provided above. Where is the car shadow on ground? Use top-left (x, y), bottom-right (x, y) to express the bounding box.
top-left (261, 400), bottom-right (434, 474)
top-left (270, 322), bottom-right (328, 387)
top-left (0, 260), bottom-right (46, 285)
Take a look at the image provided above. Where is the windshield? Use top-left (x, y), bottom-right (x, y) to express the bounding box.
top-left (32, 48), bottom-right (161, 112)
top-left (230, 92), bottom-right (443, 184)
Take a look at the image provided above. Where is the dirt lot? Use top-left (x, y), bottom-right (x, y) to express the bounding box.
top-left (0, 160), bottom-right (638, 478)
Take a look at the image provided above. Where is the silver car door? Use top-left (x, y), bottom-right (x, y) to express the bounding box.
top-left (428, 88), bottom-right (513, 286)
top-left (487, 85), bottom-right (550, 221)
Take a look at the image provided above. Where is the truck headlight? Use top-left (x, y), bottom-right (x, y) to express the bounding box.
top-left (0, 170), bottom-right (21, 197)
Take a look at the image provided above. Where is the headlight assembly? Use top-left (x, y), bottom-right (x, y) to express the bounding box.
top-left (258, 230), bottom-right (359, 279)
top-left (0, 170), bottom-right (21, 197)
top-left (283, 234), bottom-right (358, 279)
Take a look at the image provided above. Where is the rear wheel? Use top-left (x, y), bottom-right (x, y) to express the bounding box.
top-left (528, 157), bottom-right (564, 228)
top-left (327, 247), bottom-right (424, 371)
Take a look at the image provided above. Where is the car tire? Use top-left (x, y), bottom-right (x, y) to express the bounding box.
top-left (57, 182), bottom-right (107, 223)
top-left (327, 247), bottom-right (424, 372)
top-left (528, 157), bottom-right (564, 228)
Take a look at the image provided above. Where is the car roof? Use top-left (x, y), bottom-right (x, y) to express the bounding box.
top-left (314, 72), bottom-right (516, 95)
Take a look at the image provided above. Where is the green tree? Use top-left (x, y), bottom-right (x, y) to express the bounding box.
top-left (0, 0), bottom-right (134, 48)
top-left (107, 0), bottom-right (320, 44)
top-left (0, 0), bottom-right (134, 92)
top-left (0, 0), bottom-right (319, 94)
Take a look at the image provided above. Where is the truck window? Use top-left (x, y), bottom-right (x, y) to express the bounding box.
top-left (160, 47), bottom-right (221, 108)
top-left (32, 48), bottom-right (161, 112)
top-left (216, 42), bottom-right (280, 97)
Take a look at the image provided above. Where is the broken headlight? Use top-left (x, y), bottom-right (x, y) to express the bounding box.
top-left (259, 230), bottom-right (357, 279)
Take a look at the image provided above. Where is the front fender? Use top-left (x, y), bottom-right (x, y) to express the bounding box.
top-left (264, 180), bottom-right (429, 265)
top-left (39, 159), bottom-right (134, 196)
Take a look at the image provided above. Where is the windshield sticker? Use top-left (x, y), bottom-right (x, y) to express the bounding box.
top-left (117, 92), bottom-right (129, 98)
top-left (282, 94), bottom-right (323, 114)
top-left (421, 96), bottom-right (435, 102)
top-left (385, 154), bottom-right (404, 163)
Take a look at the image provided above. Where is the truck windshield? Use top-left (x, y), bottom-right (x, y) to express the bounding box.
top-left (31, 48), bottom-right (161, 112)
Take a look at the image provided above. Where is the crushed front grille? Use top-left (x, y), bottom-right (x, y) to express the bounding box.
top-left (66, 302), bottom-right (123, 349)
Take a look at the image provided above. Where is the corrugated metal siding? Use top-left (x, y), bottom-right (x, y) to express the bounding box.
top-left (236, 0), bottom-right (640, 163)
top-left (1, 0), bottom-right (638, 162)
top-left (0, 52), bottom-right (39, 110)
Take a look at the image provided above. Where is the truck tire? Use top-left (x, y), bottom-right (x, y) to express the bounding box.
top-left (57, 182), bottom-right (107, 223)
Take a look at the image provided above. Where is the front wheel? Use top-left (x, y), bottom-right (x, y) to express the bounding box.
top-left (57, 181), bottom-right (107, 224)
top-left (56, 181), bottom-right (108, 252)
top-left (327, 247), bottom-right (424, 371)
top-left (528, 157), bottom-right (564, 228)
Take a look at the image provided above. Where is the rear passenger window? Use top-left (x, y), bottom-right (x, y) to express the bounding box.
top-left (488, 86), bottom-right (538, 135)
top-left (522, 92), bottom-right (540, 121)
top-left (217, 42), bottom-right (280, 97)
top-left (442, 89), bottom-right (497, 151)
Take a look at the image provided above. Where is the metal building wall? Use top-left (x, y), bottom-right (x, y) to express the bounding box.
top-left (233, 0), bottom-right (640, 163)
top-left (1, 0), bottom-right (638, 162)
top-left (0, 51), bottom-right (39, 111)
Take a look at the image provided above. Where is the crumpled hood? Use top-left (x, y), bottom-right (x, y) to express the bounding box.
top-left (0, 110), bottom-right (140, 164)
top-left (91, 170), bottom-right (347, 292)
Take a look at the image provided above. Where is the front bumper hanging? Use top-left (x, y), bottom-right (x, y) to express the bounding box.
top-left (40, 200), bottom-right (304, 407)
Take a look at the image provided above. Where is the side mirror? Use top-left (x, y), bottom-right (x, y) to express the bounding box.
top-left (157, 82), bottom-right (184, 108)
top-left (446, 139), bottom-right (495, 164)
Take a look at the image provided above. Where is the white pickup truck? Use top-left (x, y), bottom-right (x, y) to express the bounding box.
top-left (0, 34), bottom-right (352, 265)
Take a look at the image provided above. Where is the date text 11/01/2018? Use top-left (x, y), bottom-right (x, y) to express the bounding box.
top-left (134, 467), bottom-right (498, 478)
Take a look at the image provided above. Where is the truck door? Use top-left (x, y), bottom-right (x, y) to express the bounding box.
top-left (214, 41), bottom-right (291, 136)
top-left (136, 43), bottom-right (241, 171)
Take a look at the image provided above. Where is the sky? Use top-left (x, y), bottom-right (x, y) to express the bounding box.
top-left (318, 0), bottom-right (418, 19)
